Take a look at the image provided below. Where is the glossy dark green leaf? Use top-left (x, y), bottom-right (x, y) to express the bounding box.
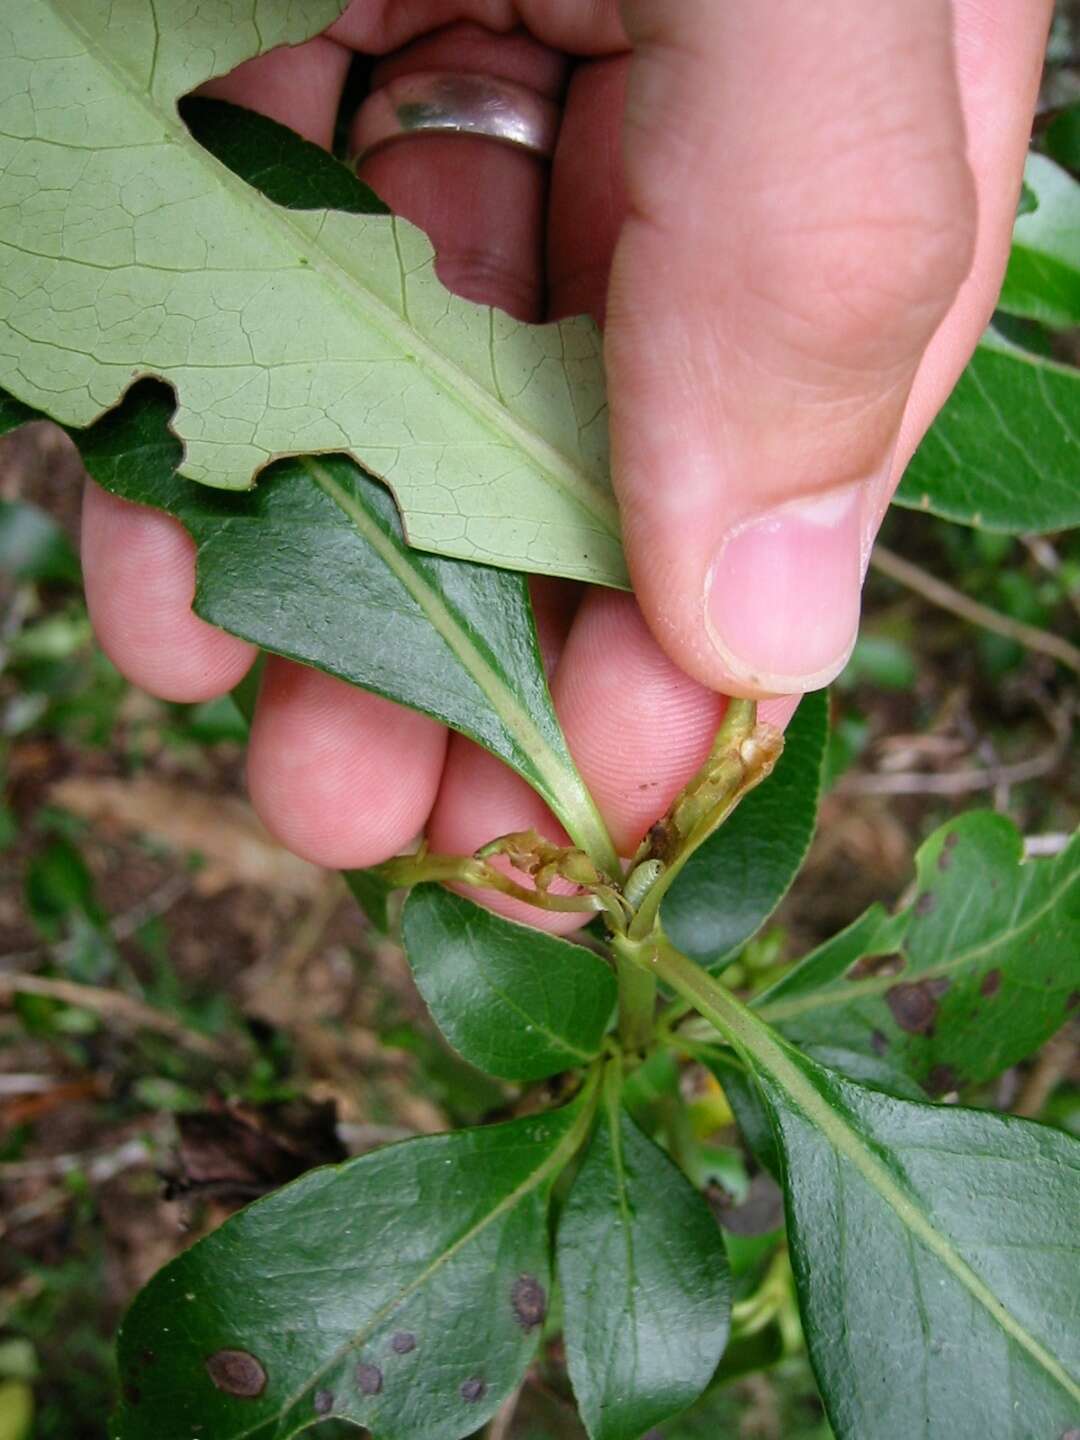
top-left (180, 97), bottom-right (389, 215)
top-left (558, 1095), bottom-right (731, 1440)
top-left (998, 154), bottom-right (1080, 329)
top-left (895, 331), bottom-right (1080, 532)
top-left (343, 867), bottom-right (395, 934)
top-left (756, 1053), bottom-right (1080, 1440)
top-left (756, 813), bottom-right (1080, 1093)
top-left (661, 692), bottom-right (828, 967)
top-left (706, 1323), bottom-right (784, 1390)
top-left (0, 383), bottom-right (615, 867)
top-left (654, 952), bottom-right (1080, 1440)
top-left (1043, 100), bottom-right (1080, 173)
top-left (0, 390), bottom-right (38, 436)
top-left (402, 886), bottom-right (616, 1081)
top-left (115, 1098), bottom-right (594, 1440)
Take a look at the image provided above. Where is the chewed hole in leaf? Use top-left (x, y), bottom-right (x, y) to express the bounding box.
top-left (847, 952), bottom-right (905, 981)
top-left (925, 1064), bottom-right (962, 1096)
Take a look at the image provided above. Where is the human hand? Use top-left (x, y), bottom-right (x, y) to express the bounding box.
top-left (81, 1), bottom-right (1050, 929)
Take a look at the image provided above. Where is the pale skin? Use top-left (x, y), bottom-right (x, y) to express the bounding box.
top-left (81, 1), bottom-right (1051, 932)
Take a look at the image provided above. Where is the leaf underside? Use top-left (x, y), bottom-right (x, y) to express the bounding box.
top-left (757, 811), bottom-right (1080, 1095)
top-left (114, 1104), bottom-right (586, 1440)
top-left (2, 3), bottom-right (626, 584)
top-left (0, 380), bottom-right (611, 857)
top-left (5, 8), bottom-right (1079, 602)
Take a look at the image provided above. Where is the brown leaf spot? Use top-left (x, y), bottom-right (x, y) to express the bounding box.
top-left (205, 1349), bottom-right (267, 1399)
top-left (512, 1275), bottom-right (547, 1330)
top-left (355, 1363), bottom-right (383, 1396)
top-left (1067, 992), bottom-right (1080, 1012)
top-left (390, 1331), bottom-right (416, 1354)
top-left (979, 969), bottom-right (1003, 999)
top-left (848, 952), bottom-right (905, 981)
top-left (914, 891), bottom-right (936, 916)
top-left (313, 1390), bottom-right (334, 1416)
top-left (926, 1064), bottom-right (960, 1096)
top-left (123, 1385), bottom-right (142, 1406)
top-left (460, 1378), bottom-right (487, 1403)
top-left (870, 1029), bottom-right (889, 1056)
top-left (885, 978), bottom-right (949, 1035)
top-left (937, 831), bottom-right (960, 871)
top-left (1059, 1430), bottom-right (1080, 1440)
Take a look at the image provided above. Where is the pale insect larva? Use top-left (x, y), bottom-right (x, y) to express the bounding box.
top-left (624, 858), bottom-right (666, 909)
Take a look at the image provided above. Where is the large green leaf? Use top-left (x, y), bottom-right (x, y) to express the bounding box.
top-left (765, 1060), bottom-right (1080, 1440)
top-left (756, 813), bottom-right (1080, 1094)
top-left (557, 1086), bottom-right (731, 1440)
top-left (661, 692), bottom-right (828, 967)
top-left (895, 330), bottom-right (1080, 532)
top-left (998, 153), bottom-right (1080, 329)
top-left (401, 885), bottom-right (616, 1081)
top-left (656, 949), bottom-right (1080, 1440)
top-left (0, 382), bottom-right (616, 866)
top-left (114, 1095), bottom-right (596, 1440)
top-left (1, 4), bottom-right (625, 586)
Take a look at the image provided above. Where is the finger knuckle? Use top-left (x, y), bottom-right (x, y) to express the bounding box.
top-left (748, 138), bottom-right (977, 366)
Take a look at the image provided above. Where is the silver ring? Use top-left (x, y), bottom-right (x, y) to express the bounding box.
top-left (352, 71), bottom-right (560, 163)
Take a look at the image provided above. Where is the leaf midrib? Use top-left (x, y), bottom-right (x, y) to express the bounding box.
top-left (764, 1040), bottom-right (1080, 1403)
top-left (756, 858), bottom-right (1076, 1024)
top-left (305, 459), bottom-right (615, 867)
top-left (665, 950), bottom-right (1080, 1407)
top-left (44, 2), bottom-right (621, 537)
top-left (456, 915), bottom-right (598, 1065)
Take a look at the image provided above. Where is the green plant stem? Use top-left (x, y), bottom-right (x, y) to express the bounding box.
top-left (375, 851), bottom-right (605, 916)
top-left (730, 1248), bottom-right (794, 1339)
top-left (642, 933), bottom-right (795, 1074)
top-left (612, 933), bottom-right (658, 1054)
top-left (627, 700), bottom-right (780, 941)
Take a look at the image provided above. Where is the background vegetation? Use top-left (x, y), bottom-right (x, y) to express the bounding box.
top-left (1, 8), bottom-right (1079, 1439)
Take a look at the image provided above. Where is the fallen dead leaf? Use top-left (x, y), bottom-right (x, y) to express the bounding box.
top-left (49, 775), bottom-right (323, 898)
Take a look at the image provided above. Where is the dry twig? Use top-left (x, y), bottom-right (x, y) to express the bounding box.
top-left (837, 741), bottom-right (1065, 797)
top-left (485, 1382), bottom-right (525, 1440)
top-left (1015, 1027), bottom-right (1078, 1119)
top-left (0, 973), bottom-right (235, 1060)
top-left (871, 543), bottom-right (1080, 674)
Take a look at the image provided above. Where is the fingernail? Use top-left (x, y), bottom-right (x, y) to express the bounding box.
top-left (705, 486), bottom-right (863, 691)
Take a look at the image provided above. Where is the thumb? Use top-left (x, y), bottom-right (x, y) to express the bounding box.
top-left (606, 0), bottom-right (976, 695)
